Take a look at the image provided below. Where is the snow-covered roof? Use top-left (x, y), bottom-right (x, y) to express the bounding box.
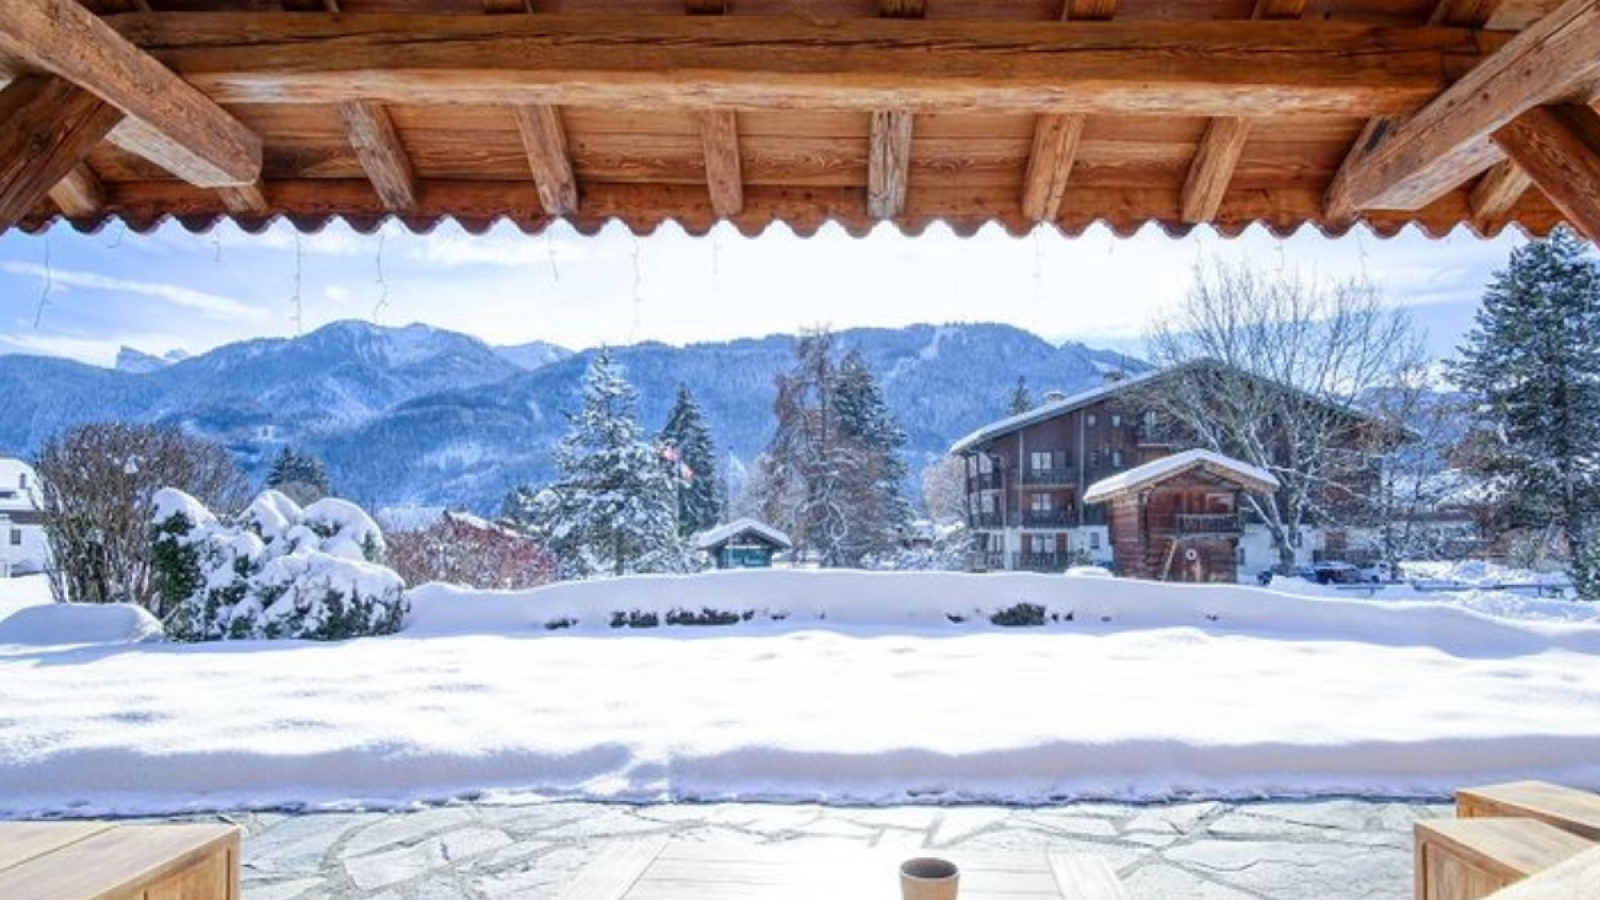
top-left (694, 518), bottom-right (792, 551)
top-left (1083, 450), bottom-right (1280, 504)
top-left (948, 368), bottom-right (1169, 455)
top-left (0, 458), bottom-right (40, 511)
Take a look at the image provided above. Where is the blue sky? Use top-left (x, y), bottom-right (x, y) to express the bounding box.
top-left (0, 220), bottom-right (1523, 367)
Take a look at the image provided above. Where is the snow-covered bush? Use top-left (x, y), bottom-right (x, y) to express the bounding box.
top-left (152, 488), bottom-right (407, 641)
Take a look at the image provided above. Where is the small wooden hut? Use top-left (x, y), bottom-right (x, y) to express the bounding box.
top-left (1084, 449), bottom-right (1279, 583)
top-left (694, 518), bottom-right (792, 569)
top-left (3, 0), bottom-right (1600, 242)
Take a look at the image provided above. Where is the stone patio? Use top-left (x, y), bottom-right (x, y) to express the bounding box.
top-left (214, 798), bottom-right (1447, 900)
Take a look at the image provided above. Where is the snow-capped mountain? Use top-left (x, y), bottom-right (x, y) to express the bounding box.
top-left (0, 321), bottom-right (1145, 512)
top-left (114, 347), bottom-right (190, 374)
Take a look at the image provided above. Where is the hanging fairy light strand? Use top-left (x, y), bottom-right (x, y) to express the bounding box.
top-left (545, 228), bottom-right (561, 282)
top-left (628, 232), bottom-right (644, 343)
top-left (290, 230), bottom-right (304, 336)
top-left (372, 231), bottom-right (390, 322)
top-left (32, 234), bottom-right (53, 329)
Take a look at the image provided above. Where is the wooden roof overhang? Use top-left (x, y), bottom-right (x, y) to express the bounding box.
top-left (3, 0), bottom-right (1600, 240)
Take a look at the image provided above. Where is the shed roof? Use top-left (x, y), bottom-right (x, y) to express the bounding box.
top-left (694, 518), bottom-right (793, 551)
top-left (1083, 449), bottom-right (1280, 503)
top-left (2, 0), bottom-right (1598, 240)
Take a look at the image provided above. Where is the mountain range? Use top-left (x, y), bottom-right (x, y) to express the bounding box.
top-left (0, 321), bottom-right (1146, 513)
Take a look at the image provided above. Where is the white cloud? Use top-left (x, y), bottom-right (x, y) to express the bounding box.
top-left (0, 262), bottom-right (268, 320)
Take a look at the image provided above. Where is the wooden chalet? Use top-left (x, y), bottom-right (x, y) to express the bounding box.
top-left (2, 0), bottom-right (1600, 241)
top-left (694, 518), bottom-right (792, 568)
top-left (1082, 449), bottom-right (1280, 582)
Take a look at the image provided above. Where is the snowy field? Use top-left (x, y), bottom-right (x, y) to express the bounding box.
top-left (3, 570), bottom-right (1600, 817)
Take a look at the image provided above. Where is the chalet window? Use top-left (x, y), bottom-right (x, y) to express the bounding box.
top-left (967, 456), bottom-right (977, 477)
top-left (1144, 410), bottom-right (1159, 430)
top-left (1029, 451), bottom-right (1052, 471)
top-left (1112, 449), bottom-right (1124, 467)
top-left (1111, 414), bottom-right (1122, 428)
top-left (1030, 535), bottom-right (1051, 554)
top-left (978, 454), bottom-right (993, 474)
top-left (979, 494), bottom-right (996, 514)
top-left (1086, 413), bottom-right (1097, 427)
top-left (1090, 532), bottom-right (1101, 550)
top-left (9, 528), bottom-right (19, 546)
top-left (17, 473), bottom-right (26, 490)
top-left (1031, 493), bottom-right (1052, 512)
top-left (1089, 449), bottom-right (1101, 467)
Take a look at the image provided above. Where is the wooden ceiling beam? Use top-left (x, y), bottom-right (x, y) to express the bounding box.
top-left (48, 164), bottom-right (107, 219)
top-left (217, 183), bottom-right (270, 215)
top-left (113, 14), bottom-right (1484, 117)
top-left (1469, 159), bottom-right (1534, 223)
top-left (0, 76), bottom-right (123, 231)
top-left (514, 104), bottom-right (578, 216)
top-left (338, 100), bottom-right (417, 211)
top-left (1492, 103), bottom-right (1600, 241)
top-left (685, 0), bottom-right (727, 11)
top-left (1021, 113), bottom-right (1085, 224)
top-left (1179, 0), bottom-right (1305, 226)
top-left (481, 0), bottom-right (531, 11)
top-left (1061, 0), bottom-right (1117, 17)
top-left (868, 109), bottom-right (913, 219)
top-left (0, 0), bottom-right (260, 188)
top-left (698, 110), bottom-right (744, 217)
top-left (1326, 0), bottom-right (1600, 217)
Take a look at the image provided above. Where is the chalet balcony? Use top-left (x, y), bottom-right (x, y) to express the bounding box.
top-left (969, 513), bottom-right (1003, 530)
top-left (1012, 552), bottom-right (1073, 573)
top-left (1021, 510), bottom-right (1076, 528)
top-left (968, 472), bottom-right (1002, 492)
top-left (1135, 419), bottom-right (1186, 447)
top-left (1019, 466), bottom-right (1077, 486)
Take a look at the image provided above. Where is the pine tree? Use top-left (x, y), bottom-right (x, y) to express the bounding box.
top-left (1008, 376), bottom-right (1033, 415)
top-left (833, 348), bottom-right (912, 564)
top-left (658, 384), bottom-right (720, 537)
top-left (1450, 227), bottom-right (1600, 564)
top-left (521, 350), bottom-right (688, 579)
top-left (265, 446), bottom-right (332, 506)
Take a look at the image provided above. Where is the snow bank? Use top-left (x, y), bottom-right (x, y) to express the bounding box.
top-left (0, 603), bottom-right (164, 646)
top-left (0, 573), bottom-right (52, 617)
top-left (408, 569), bottom-right (1600, 657)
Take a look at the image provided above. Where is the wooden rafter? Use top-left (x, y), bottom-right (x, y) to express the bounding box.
top-left (0, 0), bottom-right (260, 188)
top-left (685, 0), bottom-right (727, 11)
top-left (879, 0), bottom-right (925, 16)
top-left (481, 0), bottom-right (530, 11)
top-left (1326, 0), bottom-right (1600, 217)
top-left (338, 100), bottom-right (417, 211)
top-left (113, 15), bottom-right (1482, 117)
top-left (0, 76), bottom-right (123, 230)
top-left (698, 110), bottom-right (744, 217)
top-left (1061, 0), bottom-right (1117, 16)
top-left (48, 165), bottom-right (106, 219)
top-left (868, 109), bottom-right (913, 219)
top-left (1178, 0), bottom-right (1305, 226)
top-left (1469, 160), bottom-right (1535, 223)
top-left (1019, 0), bottom-right (1114, 224)
top-left (217, 183), bottom-right (270, 215)
top-left (514, 104), bottom-right (579, 216)
top-left (1493, 104), bottom-right (1600, 241)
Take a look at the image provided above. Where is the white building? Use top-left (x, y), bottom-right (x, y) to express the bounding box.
top-left (0, 458), bottom-right (49, 577)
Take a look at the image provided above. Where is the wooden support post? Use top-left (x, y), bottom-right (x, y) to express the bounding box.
top-left (1181, 117), bottom-right (1253, 224)
top-left (1470, 160), bottom-right (1534, 225)
top-left (1493, 104), bottom-right (1600, 242)
top-left (868, 109), bottom-right (913, 220)
top-left (48, 165), bottom-right (106, 219)
top-left (1326, 0), bottom-right (1600, 216)
top-left (1021, 114), bottom-right (1086, 224)
top-left (514, 104), bottom-right (579, 216)
top-left (0, 0), bottom-right (261, 188)
top-left (698, 110), bottom-right (744, 217)
top-left (0, 76), bottom-right (123, 231)
top-left (338, 100), bottom-right (417, 211)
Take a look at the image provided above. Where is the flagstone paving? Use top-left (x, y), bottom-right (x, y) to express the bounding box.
top-left (210, 799), bottom-right (1448, 900)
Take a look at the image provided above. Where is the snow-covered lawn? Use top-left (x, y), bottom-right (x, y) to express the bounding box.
top-left (3, 570), bottom-right (1600, 817)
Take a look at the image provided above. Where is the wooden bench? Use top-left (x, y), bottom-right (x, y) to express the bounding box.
top-left (0, 821), bottom-right (240, 900)
top-left (1415, 818), bottom-right (1593, 900)
top-left (1458, 781), bottom-right (1600, 842)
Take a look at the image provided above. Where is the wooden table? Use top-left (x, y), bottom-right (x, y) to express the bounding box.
top-left (554, 841), bottom-right (1125, 900)
top-left (1414, 818), bottom-right (1594, 900)
top-left (0, 821), bottom-right (240, 900)
top-left (1457, 781), bottom-right (1600, 842)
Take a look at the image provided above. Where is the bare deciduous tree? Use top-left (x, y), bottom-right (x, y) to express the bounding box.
top-left (35, 422), bottom-right (249, 614)
top-left (1139, 263), bottom-right (1424, 570)
top-left (920, 455), bottom-right (967, 524)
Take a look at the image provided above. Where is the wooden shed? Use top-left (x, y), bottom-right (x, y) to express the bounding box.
top-left (3, 0), bottom-right (1600, 242)
top-left (1084, 449), bottom-right (1279, 583)
top-left (694, 518), bottom-right (792, 569)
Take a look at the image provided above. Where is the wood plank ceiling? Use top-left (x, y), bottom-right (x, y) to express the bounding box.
top-left (0, 0), bottom-right (1595, 239)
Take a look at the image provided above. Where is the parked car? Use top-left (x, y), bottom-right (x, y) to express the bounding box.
top-left (1257, 561), bottom-right (1370, 586)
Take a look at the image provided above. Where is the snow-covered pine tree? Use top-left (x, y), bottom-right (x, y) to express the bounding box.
top-left (658, 384), bottom-right (721, 538)
top-left (1008, 376), bottom-right (1033, 415)
top-left (531, 350), bottom-right (688, 578)
top-left (1450, 227), bottom-right (1600, 575)
top-left (833, 348), bottom-right (912, 564)
top-left (266, 446), bottom-right (333, 506)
